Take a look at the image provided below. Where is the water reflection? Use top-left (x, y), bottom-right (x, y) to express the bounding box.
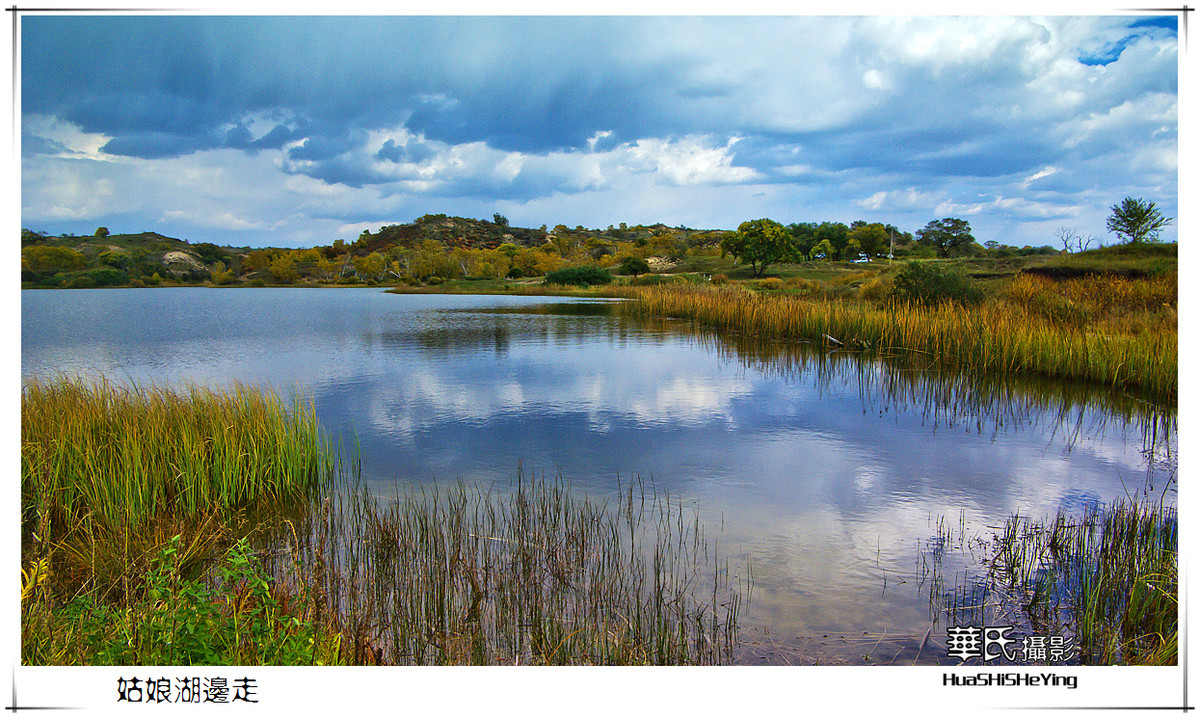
top-left (20, 288), bottom-right (1176, 664)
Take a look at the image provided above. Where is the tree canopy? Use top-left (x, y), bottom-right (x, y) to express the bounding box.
top-left (1106, 197), bottom-right (1172, 244)
top-left (916, 218), bottom-right (975, 258)
top-left (720, 218), bottom-right (797, 277)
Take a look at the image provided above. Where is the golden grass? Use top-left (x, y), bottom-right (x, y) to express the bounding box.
top-left (630, 284), bottom-right (1175, 402)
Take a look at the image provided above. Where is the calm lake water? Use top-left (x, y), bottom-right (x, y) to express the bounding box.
top-left (21, 287), bottom-right (1176, 664)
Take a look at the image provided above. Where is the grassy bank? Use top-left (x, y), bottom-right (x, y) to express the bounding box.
top-left (21, 378), bottom-right (742, 665)
top-left (21, 377), bottom-right (339, 664)
top-left (628, 276), bottom-right (1175, 403)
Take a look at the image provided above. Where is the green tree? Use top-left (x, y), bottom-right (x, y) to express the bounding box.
top-left (94, 226), bottom-right (109, 238)
top-left (720, 218), bottom-right (797, 277)
top-left (269, 255), bottom-right (299, 283)
top-left (847, 223), bottom-right (888, 257)
top-left (1106, 197), bottom-right (1172, 244)
top-left (617, 255), bottom-right (652, 276)
top-left (916, 218), bottom-right (975, 258)
top-left (808, 239), bottom-right (835, 261)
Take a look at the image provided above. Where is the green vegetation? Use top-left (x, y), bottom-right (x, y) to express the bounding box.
top-left (1106, 196), bottom-right (1173, 245)
top-left (915, 217), bottom-right (975, 258)
top-left (23, 377), bottom-right (323, 529)
top-left (933, 500), bottom-right (1177, 665)
top-left (21, 377), bottom-right (334, 665)
top-left (889, 260), bottom-right (982, 306)
top-left (24, 535), bottom-right (343, 665)
top-left (718, 218), bottom-right (797, 277)
top-left (22, 378), bottom-right (742, 665)
top-left (616, 255), bottom-right (652, 276)
top-left (543, 265), bottom-right (613, 286)
top-left (629, 266), bottom-right (1175, 402)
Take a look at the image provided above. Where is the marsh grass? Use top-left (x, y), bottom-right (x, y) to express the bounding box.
top-left (22, 376), bottom-right (326, 600)
top-left (22, 378), bottom-right (743, 665)
top-left (926, 499), bottom-right (1177, 665)
top-left (274, 472), bottom-right (743, 665)
top-left (630, 284), bottom-right (1175, 402)
top-left (21, 376), bottom-right (339, 664)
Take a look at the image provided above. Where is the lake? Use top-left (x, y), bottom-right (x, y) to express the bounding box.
top-left (21, 287), bottom-right (1176, 664)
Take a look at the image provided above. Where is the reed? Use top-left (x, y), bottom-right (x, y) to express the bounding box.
top-left (274, 472), bottom-right (743, 665)
top-left (23, 376), bottom-right (324, 531)
top-left (22, 378), bottom-right (743, 665)
top-left (928, 499), bottom-right (1177, 665)
top-left (21, 376), bottom-right (335, 663)
top-left (629, 284), bottom-right (1175, 402)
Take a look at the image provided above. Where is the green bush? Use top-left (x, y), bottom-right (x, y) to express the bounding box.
top-left (31, 536), bottom-right (342, 665)
top-left (543, 265), bottom-right (613, 286)
top-left (890, 261), bottom-right (982, 306)
top-left (616, 256), bottom-right (652, 276)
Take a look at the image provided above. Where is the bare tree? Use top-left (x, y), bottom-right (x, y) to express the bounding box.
top-left (1055, 226), bottom-right (1080, 253)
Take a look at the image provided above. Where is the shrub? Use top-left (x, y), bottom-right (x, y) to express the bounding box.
top-left (858, 276), bottom-right (892, 303)
top-left (631, 274), bottom-right (683, 286)
top-left (710, 273), bottom-right (729, 285)
top-left (890, 261), bottom-right (982, 306)
top-left (98, 251), bottom-right (129, 269)
top-left (616, 256), bottom-right (652, 276)
top-left (758, 277), bottom-right (783, 291)
top-left (543, 265), bottom-right (613, 286)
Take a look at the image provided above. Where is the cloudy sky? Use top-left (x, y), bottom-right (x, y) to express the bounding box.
top-left (20, 12), bottom-right (1180, 248)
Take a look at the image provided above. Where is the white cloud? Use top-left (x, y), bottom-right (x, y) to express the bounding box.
top-left (20, 15), bottom-right (1179, 248)
top-left (856, 187), bottom-right (944, 212)
top-left (626, 136), bottom-right (758, 186)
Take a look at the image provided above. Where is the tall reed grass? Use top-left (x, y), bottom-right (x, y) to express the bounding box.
top-left (22, 376), bottom-right (331, 654)
top-left (275, 473), bottom-right (743, 665)
top-left (23, 376), bottom-right (324, 531)
top-left (927, 499), bottom-right (1177, 665)
top-left (22, 378), bottom-right (743, 665)
top-left (630, 284), bottom-right (1175, 402)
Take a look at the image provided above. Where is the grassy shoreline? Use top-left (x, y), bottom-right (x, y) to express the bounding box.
top-left (21, 378), bottom-right (742, 666)
top-left (625, 280), bottom-right (1175, 404)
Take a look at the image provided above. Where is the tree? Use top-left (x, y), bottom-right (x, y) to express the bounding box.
top-left (493, 213), bottom-right (509, 228)
top-left (269, 255), bottom-right (299, 283)
top-left (808, 239), bottom-right (835, 261)
top-left (916, 218), bottom-right (975, 258)
top-left (1106, 197), bottom-right (1172, 244)
top-left (617, 255), bottom-right (652, 276)
top-left (1054, 226), bottom-right (1080, 252)
top-left (847, 223), bottom-right (888, 257)
top-left (719, 218), bottom-right (797, 277)
top-left (94, 227), bottom-right (109, 238)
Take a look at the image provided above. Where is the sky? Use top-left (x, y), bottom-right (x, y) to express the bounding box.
top-left (19, 11), bottom-right (1181, 249)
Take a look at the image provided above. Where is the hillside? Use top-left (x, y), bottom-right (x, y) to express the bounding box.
top-left (19, 217), bottom-right (728, 288)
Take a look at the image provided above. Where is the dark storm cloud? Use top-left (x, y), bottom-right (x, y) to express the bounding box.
top-left (20, 14), bottom-right (1179, 247)
top-left (21, 15), bottom-right (692, 160)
